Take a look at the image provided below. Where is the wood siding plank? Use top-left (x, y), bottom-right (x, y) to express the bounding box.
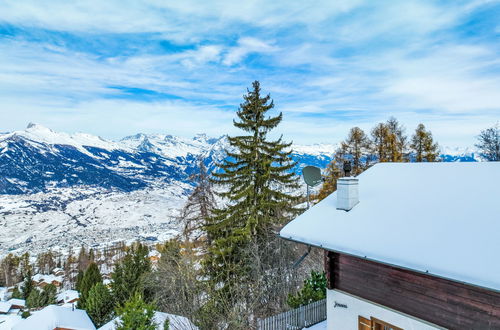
top-left (328, 252), bottom-right (500, 330)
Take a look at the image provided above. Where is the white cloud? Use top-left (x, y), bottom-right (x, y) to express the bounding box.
top-left (222, 37), bottom-right (277, 66)
top-left (0, 0), bottom-right (499, 148)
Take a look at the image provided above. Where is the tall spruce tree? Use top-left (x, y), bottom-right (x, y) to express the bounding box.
top-left (78, 262), bottom-right (102, 310)
top-left (410, 124), bottom-right (440, 162)
top-left (86, 282), bottom-right (114, 327)
top-left (202, 81), bottom-right (302, 324)
top-left (115, 293), bottom-right (157, 330)
top-left (111, 243), bottom-right (151, 307)
top-left (21, 269), bottom-right (34, 300)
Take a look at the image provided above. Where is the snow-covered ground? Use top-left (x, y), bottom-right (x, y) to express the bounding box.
top-left (0, 185), bottom-right (187, 257)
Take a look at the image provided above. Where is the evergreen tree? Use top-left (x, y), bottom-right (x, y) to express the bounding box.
top-left (410, 124), bottom-right (440, 162)
top-left (180, 160), bottom-right (216, 243)
top-left (78, 262), bottom-right (102, 310)
top-left (26, 288), bottom-right (42, 309)
top-left (11, 287), bottom-right (23, 299)
top-left (287, 271), bottom-right (326, 308)
top-left (475, 123), bottom-right (500, 161)
top-left (86, 282), bottom-right (114, 327)
top-left (26, 284), bottom-right (56, 309)
top-left (202, 81), bottom-right (302, 324)
top-left (111, 243), bottom-right (151, 307)
top-left (75, 270), bottom-right (84, 291)
top-left (21, 269), bottom-right (34, 300)
top-left (40, 283), bottom-right (57, 306)
top-left (115, 293), bottom-right (157, 330)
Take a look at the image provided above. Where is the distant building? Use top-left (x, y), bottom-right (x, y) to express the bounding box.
top-left (32, 274), bottom-right (64, 288)
top-left (56, 290), bottom-right (79, 305)
top-left (12, 305), bottom-right (96, 330)
top-left (281, 162), bottom-right (500, 330)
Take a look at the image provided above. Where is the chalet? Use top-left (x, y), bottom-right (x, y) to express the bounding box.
top-left (32, 274), bottom-right (64, 288)
top-left (51, 268), bottom-right (65, 277)
top-left (280, 162), bottom-right (500, 330)
top-left (0, 301), bottom-right (11, 315)
top-left (12, 305), bottom-right (96, 330)
top-left (7, 298), bottom-right (25, 310)
top-left (148, 250), bottom-right (161, 265)
top-left (56, 290), bottom-right (79, 305)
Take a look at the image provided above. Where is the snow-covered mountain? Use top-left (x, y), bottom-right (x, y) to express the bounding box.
top-left (0, 124), bottom-right (478, 256)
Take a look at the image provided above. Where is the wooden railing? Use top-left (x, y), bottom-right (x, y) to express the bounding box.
top-left (257, 299), bottom-right (327, 330)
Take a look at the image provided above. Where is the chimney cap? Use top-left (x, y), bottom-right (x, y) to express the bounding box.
top-left (343, 161), bottom-right (352, 177)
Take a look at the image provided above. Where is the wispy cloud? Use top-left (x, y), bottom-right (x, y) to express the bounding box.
top-left (0, 0), bottom-right (499, 147)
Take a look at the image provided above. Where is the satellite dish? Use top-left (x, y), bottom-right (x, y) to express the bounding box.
top-left (302, 166), bottom-right (322, 187)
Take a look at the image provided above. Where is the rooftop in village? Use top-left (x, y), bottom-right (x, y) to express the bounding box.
top-left (280, 162), bottom-right (500, 292)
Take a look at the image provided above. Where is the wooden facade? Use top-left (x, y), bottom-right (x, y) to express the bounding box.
top-left (325, 251), bottom-right (500, 330)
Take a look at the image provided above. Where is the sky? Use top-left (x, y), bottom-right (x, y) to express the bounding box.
top-left (0, 0), bottom-right (499, 147)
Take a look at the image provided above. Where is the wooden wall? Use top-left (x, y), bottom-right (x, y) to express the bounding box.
top-left (325, 251), bottom-right (500, 330)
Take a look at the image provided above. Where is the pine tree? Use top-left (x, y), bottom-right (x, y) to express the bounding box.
top-left (11, 287), bottom-right (23, 299)
top-left (26, 288), bottom-right (42, 309)
top-left (115, 293), bottom-right (157, 330)
top-left (21, 269), bottom-right (34, 300)
top-left (40, 283), bottom-right (57, 306)
top-left (180, 160), bottom-right (216, 242)
top-left (75, 270), bottom-right (84, 291)
top-left (202, 81), bottom-right (302, 324)
top-left (410, 124), bottom-right (440, 162)
top-left (287, 271), bottom-right (326, 308)
top-left (111, 243), bottom-right (151, 308)
top-left (475, 123), bottom-right (500, 161)
top-left (86, 282), bottom-right (114, 327)
top-left (78, 262), bottom-right (102, 310)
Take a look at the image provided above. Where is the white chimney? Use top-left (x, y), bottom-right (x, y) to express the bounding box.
top-left (336, 177), bottom-right (359, 211)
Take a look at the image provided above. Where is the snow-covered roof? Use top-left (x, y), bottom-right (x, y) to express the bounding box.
top-left (57, 290), bottom-right (79, 303)
top-left (0, 314), bottom-right (23, 330)
top-left (280, 162), bottom-right (500, 292)
top-left (32, 274), bottom-right (63, 284)
top-left (0, 302), bottom-right (11, 314)
top-left (99, 311), bottom-right (198, 330)
top-left (7, 299), bottom-right (25, 308)
top-left (12, 305), bottom-right (96, 330)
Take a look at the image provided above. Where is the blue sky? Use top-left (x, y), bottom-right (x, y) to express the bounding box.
top-left (0, 0), bottom-right (499, 147)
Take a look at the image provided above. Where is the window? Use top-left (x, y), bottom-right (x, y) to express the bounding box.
top-left (358, 316), bottom-right (403, 330)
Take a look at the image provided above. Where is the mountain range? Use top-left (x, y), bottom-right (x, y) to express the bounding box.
top-left (0, 124), bottom-right (481, 256)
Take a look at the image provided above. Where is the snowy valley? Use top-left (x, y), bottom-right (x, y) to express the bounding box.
top-left (0, 124), bottom-right (480, 256)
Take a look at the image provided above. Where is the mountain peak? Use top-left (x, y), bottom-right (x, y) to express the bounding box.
top-left (26, 122), bottom-right (52, 132)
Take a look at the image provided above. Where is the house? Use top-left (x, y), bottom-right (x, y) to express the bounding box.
top-left (51, 268), bottom-right (65, 277)
top-left (56, 290), bottom-right (79, 305)
top-left (148, 250), bottom-right (161, 266)
top-left (99, 311), bottom-right (198, 330)
top-left (0, 302), bottom-right (11, 315)
top-left (12, 305), bottom-right (96, 330)
top-left (6, 299), bottom-right (25, 311)
top-left (32, 274), bottom-right (64, 288)
top-left (280, 162), bottom-right (500, 330)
